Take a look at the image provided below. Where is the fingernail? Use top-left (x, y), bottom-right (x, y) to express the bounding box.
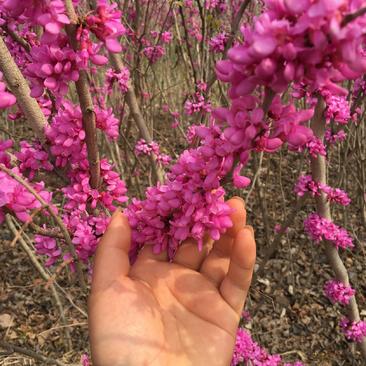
top-left (111, 207), bottom-right (122, 219)
top-left (244, 225), bottom-right (254, 236)
top-left (232, 196), bottom-right (245, 207)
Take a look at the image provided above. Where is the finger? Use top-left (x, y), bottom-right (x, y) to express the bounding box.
top-left (91, 210), bottom-right (132, 292)
top-left (135, 244), bottom-right (168, 262)
top-left (200, 197), bottom-right (246, 286)
top-left (219, 226), bottom-right (256, 314)
top-left (172, 236), bottom-right (213, 270)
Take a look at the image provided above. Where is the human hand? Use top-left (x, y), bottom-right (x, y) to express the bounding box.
top-left (88, 197), bottom-right (256, 366)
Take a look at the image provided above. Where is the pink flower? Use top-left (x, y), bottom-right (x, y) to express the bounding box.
top-left (26, 44), bottom-right (80, 97)
top-left (0, 72), bottom-right (16, 109)
top-left (0, 167), bottom-right (54, 223)
top-left (209, 32), bottom-right (228, 53)
top-left (324, 280), bottom-right (355, 305)
top-left (340, 318), bottom-right (366, 343)
top-left (15, 141), bottom-right (53, 180)
top-left (106, 67), bottom-right (130, 93)
top-left (86, 0), bottom-right (126, 53)
top-left (34, 235), bottom-right (61, 266)
top-left (161, 31), bottom-right (173, 44)
top-left (231, 328), bottom-right (282, 366)
top-left (143, 45), bottom-right (165, 63)
top-left (304, 213), bottom-right (354, 250)
top-left (95, 106), bottom-right (119, 140)
top-left (0, 139), bottom-right (13, 167)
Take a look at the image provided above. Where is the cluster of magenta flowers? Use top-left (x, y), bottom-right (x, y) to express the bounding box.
top-left (141, 30), bottom-right (173, 64)
top-left (0, 71), bottom-right (16, 108)
top-left (294, 175), bottom-right (351, 206)
top-left (304, 213), bottom-right (354, 250)
top-left (232, 328), bottom-right (304, 366)
top-left (340, 318), bottom-right (366, 343)
top-left (184, 82), bottom-right (212, 116)
top-left (135, 139), bottom-right (171, 167)
top-left (217, 0), bottom-right (366, 97)
top-left (324, 280), bottom-right (355, 306)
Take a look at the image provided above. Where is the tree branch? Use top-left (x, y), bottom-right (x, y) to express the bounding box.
top-left (64, 0), bottom-right (100, 189)
top-left (310, 97), bottom-right (366, 359)
top-left (0, 340), bottom-right (68, 366)
top-left (0, 36), bottom-right (47, 139)
top-left (109, 53), bottom-right (165, 184)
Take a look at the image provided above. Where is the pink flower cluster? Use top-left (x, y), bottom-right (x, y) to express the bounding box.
top-left (0, 71), bottom-right (16, 109)
top-left (26, 44), bottom-right (80, 97)
top-left (294, 175), bottom-right (319, 197)
top-left (0, 139), bottom-right (13, 166)
top-left (150, 30), bottom-right (173, 44)
top-left (184, 92), bottom-right (212, 115)
top-left (232, 328), bottom-right (303, 366)
top-left (106, 67), bottom-right (130, 93)
top-left (126, 126), bottom-right (237, 259)
top-left (63, 159), bottom-right (127, 212)
top-left (15, 141), bottom-right (53, 180)
top-left (143, 45), bottom-right (165, 64)
top-left (324, 280), bottom-right (355, 305)
top-left (86, 0), bottom-right (126, 53)
top-left (205, 0), bottom-right (226, 12)
top-left (340, 318), bottom-right (366, 343)
top-left (209, 32), bottom-right (228, 53)
top-left (294, 175), bottom-right (350, 205)
top-left (135, 139), bottom-right (171, 167)
top-left (325, 129), bottom-right (346, 145)
top-left (304, 213), bottom-right (353, 250)
top-left (46, 101), bottom-right (87, 168)
top-left (95, 106), bottom-right (120, 140)
top-left (34, 235), bottom-right (61, 267)
top-left (2, 0), bottom-right (69, 43)
top-left (0, 167), bottom-right (54, 223)
top-left (305, 137), bottom-right (326, 158)
top-left (324, 93), bottom-right (351, 125)
top-left (217, 0), bottom-right (366, 96)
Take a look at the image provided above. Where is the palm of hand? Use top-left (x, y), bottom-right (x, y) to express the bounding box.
top-left (89, 198), bottom-right (255, 366)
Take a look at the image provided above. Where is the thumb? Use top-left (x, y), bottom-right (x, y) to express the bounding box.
top-left (91, 209), bottom-right (132, 293)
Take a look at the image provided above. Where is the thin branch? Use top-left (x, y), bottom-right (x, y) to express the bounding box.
top-left (254, 196), bottom-right (307, 281)
top-left (1, 25), bottom-right (31, 52)
top-left (341, 6), bottom-right (366, 27)
top-left (109, 53), bottom-right (165, 184)
top-left (0, 340), bottom-right (68, 366)
top-left (0, 36), bottom-right (47, 139)
top-left (29, 222), bottom-right (64, 239)
top-left (64, 0), bottom-right (100, 189)
top-left (206, 0), bottom-right (251, 92)
top-left (310, 97), bottom-right (366, 359)
top-left (0, 164), bottom-right (86, 290)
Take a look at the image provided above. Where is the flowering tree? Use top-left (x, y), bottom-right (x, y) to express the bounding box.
top-left (0, 0), bottom-right (365, 364)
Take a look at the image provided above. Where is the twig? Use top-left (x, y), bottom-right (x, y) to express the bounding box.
top-left (0, 340), bottom-right (68, 366)
top-left (341, 6), bottom-right (366, 27)
top-left (178, 6), bottom-right (198, 85)
top-left (64, 0), bottom-right (100, 189)
top-left (310, 97), bottom-right (366, 359)
top-left (0, 164), bottom-right (86, 290)
top-left (1, 25), bottom-right (31, 52)
top-left (206, 0), bottom-right (251, 92)
top-left (254, 196), bottom-right (307, 281)
top-left (5, 214), bottom-right (72, 351)
top-left (0, 36), bottom-right (47, 139)
top-left (109, 53), bottom-right (165, 184)
top-left (29, 222), bottom-right (64, 239)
